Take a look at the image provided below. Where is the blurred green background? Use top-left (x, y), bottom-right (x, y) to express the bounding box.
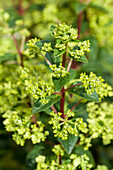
top-left (0, 0), bottom-right (113, 169)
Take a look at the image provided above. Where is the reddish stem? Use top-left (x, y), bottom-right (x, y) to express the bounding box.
top-left (53, 83), bottom-right (82, 95)
top-left (45, 140), bottom-right (55, 147)
top-left (31, 114), bottom-right (37, 125)
top-left (60, 87), bottom-right (65, 118)
top-left (17, 0), bottom-right (24, 15)
top-left (60, 52), bottom-right (66, 118)
top-left (12, 35), bottom-right (24, 67)
top-left (53, 92), bottom-right (62, 95)
top-left (51, 105), bottom-right (58, 114)
top-left (59, 155), bottom-right (61, 165)
top-left (71, 99), bottom-right (83, 111)
top-left (77, 11), bottom-right (83, 39)
top-left (63, 83), bottom-right (83, 92)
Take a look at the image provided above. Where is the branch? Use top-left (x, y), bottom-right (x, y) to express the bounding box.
top-left (60, 52), bottom-right (66, 118)
top-left (53, 92), bottom-right (62, 95)
top-left (63, 83), bottom-right (83, 92)
top-left (77, 11), bottom-right (83, 39)
top-left (59, 155), bottom-right (61, 165)
top-left (17, 0), bottom-right (24, 15)
top-left (53, 83), bottom-right (82, 95)
top-left (45, 140), bottom-right (55, 146)
top-left (67, 58), bottom-right (73, 72)
top-left (31, 114), bottom-right (37, 125)
top-left (44, 56), bottom-right (52, 66)
top-left (71, 99), bottom-right (83, 111)
top-left (12, 35), bottom-right (24, 67)
top-left (51, 105), bottom-right (58, 114)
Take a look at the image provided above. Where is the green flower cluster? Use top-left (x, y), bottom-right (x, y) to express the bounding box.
top-left (0, 65), bottom-right (28, 115)
top-left (55, 42), bottom-right (66, 51)
top-left (49, 110), bottom-right (88, 140)
top-left (42, 42), bottom-right (53, 52)
top-left (95, 165), bottom-right (108, 170)
top-left (79, 102), bottom-right (113, 150)
top-left (49, 23), bottom-right (78, 42)
top-left (48, 23), bottom-right (90, 60)
top-left (27, 38), bottom-right (41, 56)
top-left (79, 134), bottom-right (92, 150)
top-left (87, 0), bottom-right (113, 47)
top-left (0, 8), bottom-right (9, 23)
top-left (0, 8), bottom-right (30, 36)
top-left (35, 153), bottom-right (93, 170)
top-left (70, 154), bottom-right (93, 170)
top-left (52, 144), bottom-right (64, 156)
top-left (68, 40), bottom-right (90, 59)
top-left (80, 72), bottom-right (113, 101)
top-left (3, 109), bottom-right (49, 146)
top-left (0, 8), bottom-right (11, 34)
top-left (49, 63), bottom-right (69, 78)
top-left (20, 67), bottom-right (54, 104)
top-left (27, 23), bottom-right (90, 62)
top-left (87, 102), bottom-right (113, 145)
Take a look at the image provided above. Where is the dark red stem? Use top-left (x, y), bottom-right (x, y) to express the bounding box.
top-left (45, 140), bottom-right (55, 147)
top-left (64, 83), bottom-right (83, 92)
top-left (71, 99), bottom-right (83, 111)
top-left (59, 155), bottom-right (61, 164)
top-left (31, 114), bottom-right (37, 124)
top-left (17, 0), bottom-right (24, 15)
top-left (53, 83), bottom-right (82, 95)
top-left (51, 105), bottom-right (58, 114)
top-left (77, 5), bottom-right (84, 39)
top-left (60, 52), bottom-right (66, 118)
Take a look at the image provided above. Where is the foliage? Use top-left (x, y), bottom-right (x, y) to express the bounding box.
top-left (0, 0), bottom-right (113, 170)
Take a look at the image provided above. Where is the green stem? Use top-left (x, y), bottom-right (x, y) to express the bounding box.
top-left (20, 36), bottom-right (25, 53)
top-left (67, 58), bottom-right (73, 72)
top-left (44, 56), bottom-right (52, 66)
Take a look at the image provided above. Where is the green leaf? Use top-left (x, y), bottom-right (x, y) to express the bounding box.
top-left (68, 82), bottom-right (99, 102)
top-left (26, 144), bottom-right (44, 170)
top-left (81, 61), bottom-right (103, 73)
top-left (68, 103), bottom-right (88, 122)
top-left (54, 49), bottom-right (66, 57)
top-left (70, 55), bottom-right (88, 63)
top-left (35, 40), bottom-right (55, 51)
top-left (99, 47), bottom-right (113, 65)
top-left (76, 55), bottom-right (88, 63)
top-left (44, 52), bottom-right (60, 72)
top-left (32, 94), bottom-right (61, 114)
top-left (58, 134), bottom-right (78, 154)
top-left (83, 36), bottom-right (98, 61)
top-left (69, 68), bottom-right (77, 81)
top-left (89, 3), bottom-right (108, 14)
top-left (73, 145), bottom-right (95, 167)
top-left (0, 53), bottom-right (17, 63)
top-left (53, 73), bottom-right (70, 92)
top-left (72, 2), bottom-right (87, 14)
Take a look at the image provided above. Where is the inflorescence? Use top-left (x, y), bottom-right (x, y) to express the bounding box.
top-left (49, 110), bottom-right (88, 140)
top-left (80, 72), bottom-right (113, 101)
